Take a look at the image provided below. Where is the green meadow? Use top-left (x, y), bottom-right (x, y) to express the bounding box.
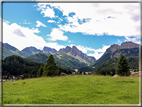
top-left (3, 75), bottom-right (139, 104)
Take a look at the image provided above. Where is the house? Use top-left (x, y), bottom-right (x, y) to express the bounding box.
top-left (130, 72), bottom-right (140, 77)
top-left (74, 69), bottom-right (78, 72)
top-left (0, 79), bottom-right (6, 82)
top-left (16, 75), bottom-right (23, 79)
top-left (11, 75), bottom-right (15, 79)
top-left (88, 72), bottom-right (92, 75)
top-left (3, 76), bottom-right (7, 79)
top-left (72, 72), bottom-right (75, 75)
top-left (83, 72), bottom-right (92, 75)
top-left (60, 72), bottom-right (68, 76)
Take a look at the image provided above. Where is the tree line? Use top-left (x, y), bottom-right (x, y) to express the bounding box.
top-left (2, 52), bottom-right (137, 79)
top-left (94, 52), bottom-right (134, 76)
top-left (2, 55), bottom-right (72, 79)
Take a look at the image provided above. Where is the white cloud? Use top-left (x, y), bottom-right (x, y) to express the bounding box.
top-left (23, 22), bottom-right (32, 24)
top-left (47, 20), bottom-right (56, 23)
top-left (68, 40), bottom-right (73, 43)
top-left (23, 22), bottom-right (27, 24)
top-left (47, 28), bottom-right (68, 41)
top-left (37, 3), bottom-right (140, 40)
top-left (44, 42), bottom-right (65, 51)
top-left (13, 29), bottom-right (26, 37)
top-left (36, 20), bottom-right (47, 27)
top-left (117, 39), bottom-right (121, 43)
top-left (3, 19), bottom-right (10, 24)
top-left (87, 45), bottom-right (111, 60)
top-left (37, 4), bottom-right (55, 18)
top-left (125, 36), bottom-right (140, 44)
top-left (3, 22), bottom-right (65, 51)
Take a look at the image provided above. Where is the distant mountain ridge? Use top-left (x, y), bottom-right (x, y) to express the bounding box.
top-left (2, 42), bottom-right (96, 65)
top-left (22, 46), bottom-right (42, 56)
top-left (1, 43), bottom-right (58, 59)
top-left (43, 46), bottom-right (57, 54)
top-left (1, 43), bottom-right (29, 59)
top-left (3, 43), bottom-right (18, 52)
top-left (1, 41), bottom-right (140, 74)
top-left (59, 45), bottom-right (96, 64)
top-left (2, 41), bottom-right (139, 73)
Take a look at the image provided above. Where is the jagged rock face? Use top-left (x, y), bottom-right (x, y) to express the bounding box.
top-left (43, 47), bottom-right (57, 54)
top-left (103, 44), bottom-right (119, 56)
top-left (59, 45), bottom-right (96, 64)
top-left (111, 42), bottom-right (139, 57)
top-left (120, 41), bottom-right (139, 49)
top-left (60, 46), bottom-right (71, 53)
top-left (112, 48), bottom-right (139, 57)
top-left (71, 46), bottom-right (83, 57)
top-left (103, 41), bottom-right (139, 57)
top-left (109, 44), bottom-right (120, 53)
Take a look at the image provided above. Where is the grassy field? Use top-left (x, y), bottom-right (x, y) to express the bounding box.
top-left (3, 75), bottom-right (139, 104)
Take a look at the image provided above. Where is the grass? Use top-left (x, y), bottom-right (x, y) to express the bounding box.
top-left (3, 75), bottom-right (139, 104)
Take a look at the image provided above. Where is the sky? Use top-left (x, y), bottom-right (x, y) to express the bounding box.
top-left (2, 1), bottom-right (141, 60)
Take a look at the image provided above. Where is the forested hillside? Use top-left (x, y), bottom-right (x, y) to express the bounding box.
top-left (2, 55), bottom-right (42, 78)
top-left (96, 56), bottom-right (139, 72)
top-left (2, 55), bottom-right (73, 78)
top-left (26, 52), bottom-right (87, 71)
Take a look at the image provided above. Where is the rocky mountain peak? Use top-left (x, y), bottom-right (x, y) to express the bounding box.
top-left (71, 46), bottom-right (82, 56)
top-left (43, 46), bottom-right (57, 54)
top-left (120, 41), bottom-right (139, 49)
top-left (72, 45), bottom-right (77, 49)
top-left (64, 46), bottom-right (72, 53)
top-left (22, 46), bottom-right (41, 52)
top-left (22, 46), bottom-right (42, 56)
top-left (59, 45), bottom-right (96, 64)
top-left (109, 44), bottom-right (120, 53)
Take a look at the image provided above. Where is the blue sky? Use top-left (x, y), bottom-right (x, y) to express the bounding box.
top-left (2, 2), bottom-right (140, 59)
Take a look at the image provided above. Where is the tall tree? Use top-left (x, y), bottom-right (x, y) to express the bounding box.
top-left (37, 64), bottom-right (44, 77)
top-left (43, 54), bottom-right (59, 76)
top-left (116, 53), bottom-right (130, 76)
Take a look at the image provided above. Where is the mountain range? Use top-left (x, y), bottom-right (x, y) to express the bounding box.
top-left (1, 42), bottom-right (96, 71)
top-left (1, 41), bottom-right (140, 72)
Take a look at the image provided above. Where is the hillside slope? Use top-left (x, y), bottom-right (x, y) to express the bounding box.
top-left (26, 52), bottom-right (87, 71)
top-left (79, 41), bottom-right (139, 72)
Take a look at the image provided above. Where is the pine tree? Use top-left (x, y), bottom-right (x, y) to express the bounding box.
top-left (37, 64), bottom-right (44, 77)
top-left (116, 52), bottom-right (130, 76)
top-left (43, 55), bottom-right (59, 76)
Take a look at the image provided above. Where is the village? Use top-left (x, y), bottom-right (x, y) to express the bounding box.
top-left (2, 68), bottom-right (141, 82)
top-left (2, 68), bottom-right (94, 82)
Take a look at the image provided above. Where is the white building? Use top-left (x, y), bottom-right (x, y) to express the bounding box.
top-left (74, 69), bottom-right (78, 72)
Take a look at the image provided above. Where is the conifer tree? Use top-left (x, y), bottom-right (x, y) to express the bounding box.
top-left (116, 53), bottom-right (130, 76)
top-left (43, 55), bottom-right (59, 76)
top-left (37, 64), bottom-right (44, 77)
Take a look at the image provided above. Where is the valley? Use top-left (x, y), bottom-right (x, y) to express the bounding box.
top-left (2, 2), bottom-right (141, 105)
top-left (2, 40), bottom-right (140, 105)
